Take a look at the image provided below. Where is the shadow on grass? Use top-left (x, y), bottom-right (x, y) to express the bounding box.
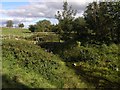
top-left (22, 31), bottom-right (31, 33)
top-left (73, 66), bottom-right (120, 88)
top-left (39, 42), bottom-right (63, 52)
top-left (2, 74), bottom-right (29, 89)
top-left (39, 39), bottom-right (76, 54)
top-left (39, 41), bottom-right (120, 88)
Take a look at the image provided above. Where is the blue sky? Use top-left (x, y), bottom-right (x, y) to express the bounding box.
top-left (1, 0), bottom-right (95, 28)
top-left (1, 1), bottom-right (60, 28)
top-left (2, 2), bottom-right (29, 10)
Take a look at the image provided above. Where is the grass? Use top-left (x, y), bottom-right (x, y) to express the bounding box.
top-left (2, 27), bottom-right (120, 88)
top-left (27, 32), bottom-right (60, 42)
top-left (2, 27), bottom-right (32, 37)
top-left (3, 60), bottom-right (56, 88)
top-left (39, 40), bottom-right (120, 88)
top-left (2, 39), bottom-right (89, 88)
top-left (2, 27), bottom-right (60, 42)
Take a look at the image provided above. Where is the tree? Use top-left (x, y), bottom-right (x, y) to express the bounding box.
top-left (6, 20), bottom-right (13, 28)
top-left (55, 1), bottom-right (77, 41)
top-left (29, 25), bottom-right (36, 32)
top-left (18, 23), bottom-right (24, 28)
top-left (73, 17), bottom-right (87, 35)
top-left (84, 1), bottom-right (120, 44)
top-left (36, 20), bottom-right (51, 32)
top-left (72, 17), bottom-right (90, 43)
top-left (28, 20), bottom-right (52, 32)
top-left (111, 1), bottom-right (120, 43)
top-left (51, 24), bottom-right (61, 33)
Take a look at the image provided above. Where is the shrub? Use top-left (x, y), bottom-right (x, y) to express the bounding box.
top-left (26, 33), bottom-right (60, 42)
top-left (2, 39), bottom-right (85, 88)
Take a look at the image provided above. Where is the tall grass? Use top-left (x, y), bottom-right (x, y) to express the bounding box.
top-left (2, 39), bottom-right (89, 88)
top-left (2, 27), bottom-right (32, 37)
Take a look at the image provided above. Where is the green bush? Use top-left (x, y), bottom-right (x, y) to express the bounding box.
top-left (57, 45), bottom-right (100, 62)
top-left (26, 33), bottom-right (60, 42)
top-left (2, 39), bottom-right (87, 88)
top-left (50, 42), bottom-right (120, 87)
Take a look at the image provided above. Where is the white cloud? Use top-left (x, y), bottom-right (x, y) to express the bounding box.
top-left (1, 0), bottom-right (96, 18)
top-left (1, 0), bottom-right (29, 2)
top-left (1, 0), bottom-right (98, 27)
top-left (0, 17), bottom-right (35, 25)
top-left (29, 0), bottom-right (97, 3)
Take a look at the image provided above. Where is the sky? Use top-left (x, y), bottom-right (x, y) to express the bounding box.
top-left (0, 0), bottom-right (99, 28)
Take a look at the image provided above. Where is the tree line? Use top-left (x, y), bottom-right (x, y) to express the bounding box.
top-left (29, 1), bottom-right (120, 44)
top-left (29, 20), bottom-right (52, 32)
top-left (84, 1), bottom-right (120, 44)
top-left (5, 1), bottom-right (120, 44)
top-left (5, 20), bottom-right (24, 28)
top-left (54, 1), bottom-right (120, 44)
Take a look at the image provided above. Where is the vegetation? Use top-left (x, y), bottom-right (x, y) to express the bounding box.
top-left (54, 1), bottom-right (120, 44)
top-left (29, 20), bottom-right (52, 32)
top-left (55, 1), bottom-right (77, 41)
top-left (6, 20), bottom-right (13, 28)
top-left (84, 1), bottom-right (120, 44)
top-left (28, 25), bottom-right (36, 32)
top-left (2, 39), bottom-right (89, 88)
top-left (27, 32), bottom-right (60, 42)
top-left (18, 23), bottom-right (24, 28)
top-left (2, 27), bottom-right (32, 38)
top-left (2, 0), bottom-right (120, 89)
top-left (40, 40), bottom-right (120, 88)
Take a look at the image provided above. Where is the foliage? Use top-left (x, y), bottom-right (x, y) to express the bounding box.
top-left (73, 17), bottom-right (87, 34)
top-left (40, 37), bottom-right (120, 88)
top-left (18, 23), bottom-right (24, 28)
top-left (53, 1), bottom-right (120, 44)
top-left (72, 17), bottom-right (91, 43)
top-left (2, 27), bottom-right (32, 38)
top-left (55, 1), bottom-right (77, 41)
top-left (6, 20), bottom-right (13, 28)
top-left (51, 24), bottom-right (61, 34)
top-left (2, 39), bottom-right (88, 88)
top-left (28, 25), bottom-right (36, 32)
top-left (2, 1), bottom-right (120, 88)
top-left (27, 32), bottom-right (60, 42)
top-left (54, 1), bottom-right (120, 44)
top-left (28, 20), bottom-right (52, 32)
top-left (36, 20), bottom-right (51, 32)
top-left (49, 42), bottom-right (120, 88)
top-left (84, 1), bottom-right (120, 44)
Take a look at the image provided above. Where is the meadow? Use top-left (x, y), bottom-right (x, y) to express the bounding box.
top-left (1, 27), bottom-right (120, 88)
top-left (2, 27), bottom-right (31, 36)
top-left (2, 28), bottom-right (90, 88)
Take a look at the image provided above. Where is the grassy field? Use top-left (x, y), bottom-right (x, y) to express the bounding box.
top-left (2, 27), bottom-right (120, 88)
top-left (2, 28), bottom-right (91, 88)
top-left (40, 41), bottom-right (120, 88)
top-left (2, 27), bottom-right (32, 37)
top-left (2, 27), bottom-right (60, 42)
top-left (2, 39), bottom-right (90, 88)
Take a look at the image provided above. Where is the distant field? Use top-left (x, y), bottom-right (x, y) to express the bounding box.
top-left (1, 27), bottom-right (60, 42)
top-left (2, 27), bottom-right (32, 37)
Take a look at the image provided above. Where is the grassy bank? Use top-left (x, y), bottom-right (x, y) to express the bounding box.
top-left (2, 39), bottom-right (90, 88)
top-left (40, 41), bottom-right (120, 88)
top-left (2, 27), bottom-right (31, 37)
top-left (2, 27), bottom-right (120, 88)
